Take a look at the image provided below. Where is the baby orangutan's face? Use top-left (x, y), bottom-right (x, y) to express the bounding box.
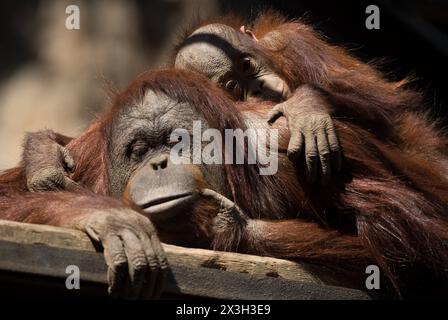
top-left (175, 23), bottom-right (291, 102)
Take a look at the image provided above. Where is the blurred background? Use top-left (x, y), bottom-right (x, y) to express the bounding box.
top-left (0, 0), bottom-right (447, 169)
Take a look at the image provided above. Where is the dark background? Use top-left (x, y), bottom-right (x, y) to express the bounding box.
top-left (218, 0), bottom-right (448, 118)
top-left (0, 0), bottom-right (447, 169)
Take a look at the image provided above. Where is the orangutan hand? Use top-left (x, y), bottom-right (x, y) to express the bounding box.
top-left (268, 85), bottom-right (342, 184)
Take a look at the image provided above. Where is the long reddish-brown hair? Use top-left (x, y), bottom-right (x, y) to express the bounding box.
top-left (171, 11), bottom-right (448, 294)
top-left (67, 69), bottom-right (301, 221)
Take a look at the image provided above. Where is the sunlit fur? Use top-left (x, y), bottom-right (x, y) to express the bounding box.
top-left (172, 10), bottom-right (448, 295)
top-left (0, 67), bottom-right (447, 297)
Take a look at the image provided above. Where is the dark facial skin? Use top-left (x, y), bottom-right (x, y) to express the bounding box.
top-left (175, 24), bottom-right (291, 102)
top-left (108, 90), bottom-right (230, 223)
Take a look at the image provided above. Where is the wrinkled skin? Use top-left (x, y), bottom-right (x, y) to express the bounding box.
top-left (175, 23), bottom-right (341, 182)
top-left (75, 208), bottom-right (168, 299)
top-left (267, 85), bottom-right (342, 184)
top-left (23, 130), bottom-right (77, 191)
top-left (200, 188), bottom-right (248, 246)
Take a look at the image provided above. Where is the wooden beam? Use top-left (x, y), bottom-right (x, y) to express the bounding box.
top-left (0, 219), bottom-right (371, 299)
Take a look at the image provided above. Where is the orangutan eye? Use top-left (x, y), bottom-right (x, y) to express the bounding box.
top-left (241, 57), bottom-right (255, 75)
top-left (224, 80), bottom-right (243, 99)
top-left (129, 140), bottom-right (148, 159)
top-left (225, 80), bottom-right (238, 91)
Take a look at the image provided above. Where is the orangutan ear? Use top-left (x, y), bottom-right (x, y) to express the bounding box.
top-left (240, 25), bottom-right (259, 42)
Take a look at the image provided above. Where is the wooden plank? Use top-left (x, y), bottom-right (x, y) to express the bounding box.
top-left (0, 219), bottom-right (338, 285)
top-left (0, 219), bottom-right (371, 299)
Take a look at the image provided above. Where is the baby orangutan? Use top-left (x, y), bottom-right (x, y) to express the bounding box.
top-left (173, 11), bottom-right (448, 183)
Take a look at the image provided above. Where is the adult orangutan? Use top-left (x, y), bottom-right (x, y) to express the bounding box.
top-left (1, 70), bottom-right (448, 298)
